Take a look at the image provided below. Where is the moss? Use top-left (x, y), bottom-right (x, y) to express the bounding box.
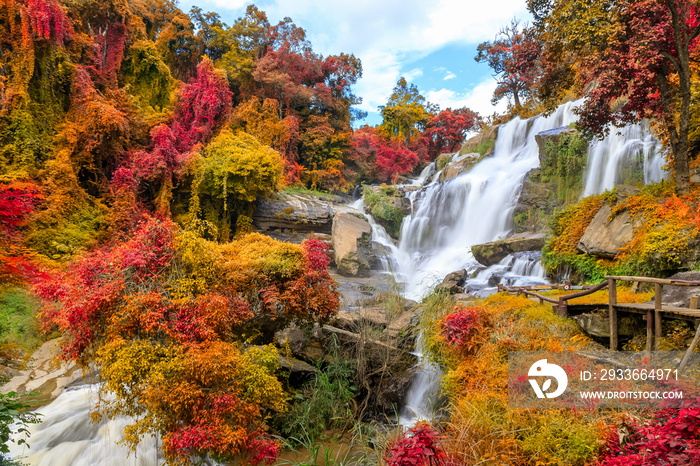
top-left (540, 131), bottom-right (589, 204)
top-left (470, 137), bottom-right (495, 156)
top-left (0, 287), bottom-right (43, 352)
top-left (362, 186), bottom-right (407, 239)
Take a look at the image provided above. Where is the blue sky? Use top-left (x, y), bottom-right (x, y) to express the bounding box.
top-left (180, 0), bottom-right (531, 126)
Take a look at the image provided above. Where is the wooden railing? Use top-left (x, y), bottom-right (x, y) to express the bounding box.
top-left (504, 277), bottom-right (700, 369)
top-left (502, 281), bottom-right (608, 316)
top-left (606, 276), bottom-right (700, 356)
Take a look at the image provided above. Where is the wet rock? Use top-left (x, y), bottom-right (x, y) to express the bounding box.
top-left (535, 126), bottom-right (576, 166)
top-left (331, 212), bottom-right (375, 277)
top-left (435, 269), bottom-right (467, 294)
top-left (438, 153), bottom-right (482, 182)
top-left (459, 125), bottom-right (498, 156)
top-left (472, 232), bottom-right (547, 266)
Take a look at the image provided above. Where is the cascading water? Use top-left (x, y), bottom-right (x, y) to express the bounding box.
top-left (582, 121), bottom-right (665, 196)
top-left (9, 385), bottom-right (163, 466)
top-left (394, 101), bottom-right (580, 302)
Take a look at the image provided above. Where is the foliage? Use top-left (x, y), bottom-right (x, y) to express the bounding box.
top-left (193, 130), bottom-right (283, 240)
top-left (348, 127), bottom-right (420, 184)
top-left (419, 292), bottom-right (604, 465)
top-left (598, 399), bottom-right (700, 465)
top-left (277, 342), bottom-right (356, 443)
top-left (440, 306), bottom-right (488, 355)
top-left (379, 78), bottom-right (433, 144)
top-left (0, 391), bottom-right (41, 456)
top-left (384, 422), bottom-right (447, 466)
top-left (544, 182), bottom-right (700, 280)
top-left (422, 108), bottom-right (480, 159)
top-left (36, 216), bottom-right (339, 463)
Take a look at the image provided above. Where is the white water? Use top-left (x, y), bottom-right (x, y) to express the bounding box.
top-left (394, 101), bottom-right (580, 301)
top-left (9, 385), bottom-right (164, 466)
top-left (583, 122), bottom-right (665, 196)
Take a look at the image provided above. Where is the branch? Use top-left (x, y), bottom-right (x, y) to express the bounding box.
top-left (659, 50), bottom-right (682, 74)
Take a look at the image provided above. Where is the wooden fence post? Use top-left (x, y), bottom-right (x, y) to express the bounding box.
top-left (679, 320), bottom-right (700, 371)
top-left (558, 297), bottom-right (568, 317)
top-left (609, 278), bottom-right (618, 350)
top-left (654, 283), bottom-right (662, 351)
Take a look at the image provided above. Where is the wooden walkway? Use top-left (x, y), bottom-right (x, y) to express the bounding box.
top-left (502, 276), bottom-right (700, 369)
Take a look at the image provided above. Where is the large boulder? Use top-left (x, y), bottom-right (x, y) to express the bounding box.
top-left (471, 233), bottom-right (547, 266)
top-left (535, 126), bottom-right (576, 166)
top-left (438, 153), bottom-right (482, 182)
top-left (253, 193), bottom-right (335, 238)
top-left (512, 169), bottom-right (558, 233)
top-left (331, 212), bottom-right (375, 277)
top-left (458, 125), bottom-right (498, 156)
top-left (576, 203), bottom-right (636, 259)
top-left (662, 271), bottom-right (700, 308)
top-left (573, 312), bottom-right (637, 338)
top-left (435, 269), bottom-right (467, 294)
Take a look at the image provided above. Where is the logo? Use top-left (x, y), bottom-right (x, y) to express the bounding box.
top-left (528, 359), bottom-right (568, 399)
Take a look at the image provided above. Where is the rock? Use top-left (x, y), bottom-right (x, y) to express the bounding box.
top-left (577, 203), bottom-right (636, 258)
top-left (363, 186), bottom-right (411, 215)
top-left (488, 274), bottom-right (503, 287)
top-left (471, 232), bottom-right (547, 266)
top-left (334, 306), bottom-right (390, 329)
top-left (253, 193), bottom-right (335, 239)
top-left (513, 169), bottom-right (558, 233)
top-left (662, 272), bottom-right (700, 308)
top-left (438, 153), bottom-right (482, 182)
top-left (535, 126), bottom-right (576, 166)
top-left (381, 306), bottom-right (422, 344)
top-left (277, 354), bottom-right (316, 373)
top-left (331, 212), bottom-right (375, 277)
top-left (275, 323), bottom-right (308, 355)
top-left (435, 269), bottom-right (467, 294)
top-left (1, 339), bottom-right (82, 405)
top-left (459, 125), bottom-right (498, 156)
top-left (573, 312), bottom-right (637, 338)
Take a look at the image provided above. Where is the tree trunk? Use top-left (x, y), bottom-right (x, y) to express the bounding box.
top-left (667, 0), bottom-right (692, 194)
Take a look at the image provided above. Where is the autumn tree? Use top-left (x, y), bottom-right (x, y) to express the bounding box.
top-left (422, 107), bottom-right (481, 159)
top-left (36, 217), bottom-right (339, 464)
top-left (475, 19), bottom-right (543, 110)
top-left (564, 0), bottom-right (700, 194)
top-left (379, 77), bottom-right (433, 143)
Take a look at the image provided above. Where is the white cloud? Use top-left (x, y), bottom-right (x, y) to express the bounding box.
top-left (182, 0), bottom-right (528, 118)
top-left (256, 0), bottom-right (530, 111)
top-left (444, 72), bottom-right (457, 81)
top-left (424, 78), bottom-right (508, 117)
top-left (404, 68), bottom-right (424, 81)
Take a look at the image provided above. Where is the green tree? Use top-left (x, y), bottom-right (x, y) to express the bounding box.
top-left (378, 77), bottom-right (433, 143)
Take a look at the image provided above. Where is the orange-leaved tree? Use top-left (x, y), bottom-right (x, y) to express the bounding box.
top-left (35, 217), bottom-right (339, 464)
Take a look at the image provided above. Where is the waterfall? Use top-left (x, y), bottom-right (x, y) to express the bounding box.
top-left (582, 121), bottom-right (665, 196)
top-left (9, 385), bottom-right (164, 466)
top-left (395, 101), bottom-right (580, 301)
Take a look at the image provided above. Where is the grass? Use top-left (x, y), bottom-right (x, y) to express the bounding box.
top-left (0, 288), bottom-right (42, 352)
